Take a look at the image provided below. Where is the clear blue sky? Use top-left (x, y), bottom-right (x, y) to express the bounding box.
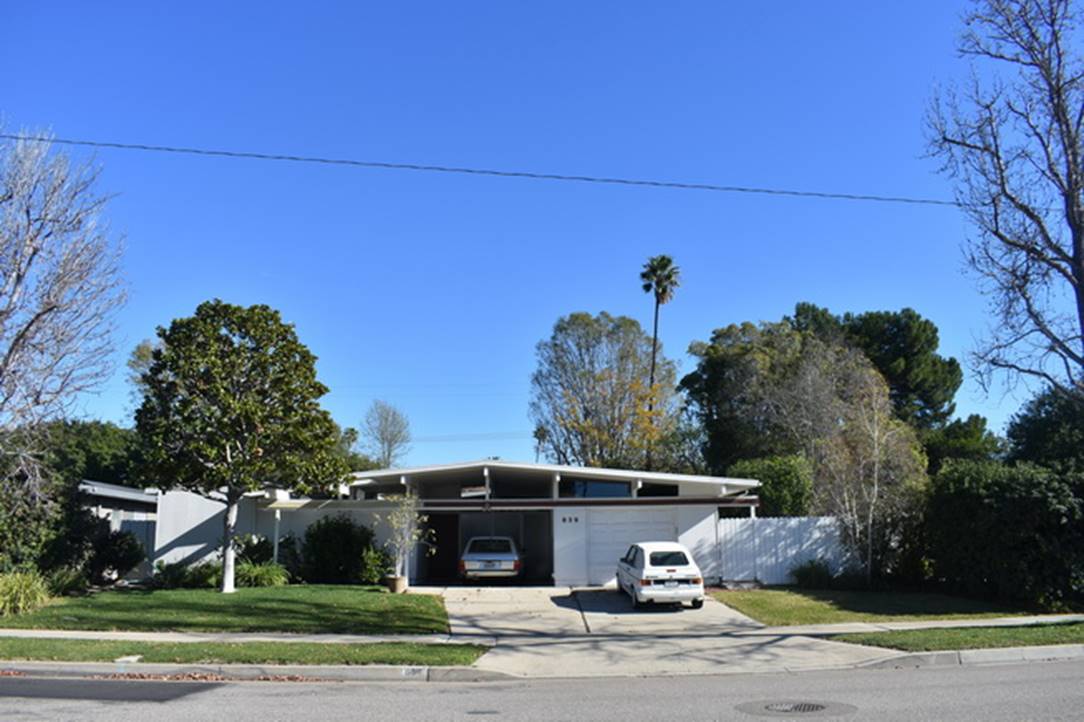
top-left (2, 2), bottom-right (1026, 465)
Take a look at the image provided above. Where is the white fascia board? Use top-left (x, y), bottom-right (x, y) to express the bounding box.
top-left (347, 460), bottom-right (759, 493)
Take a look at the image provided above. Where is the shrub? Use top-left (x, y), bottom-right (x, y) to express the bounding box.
top-left (88, 530), bottom-right (146, 582)
top-left (302, 515), bottom-right (376, 583)
top-left (277, 533), bottom-right (303, 581)
top-left (152, 560), bottom-right (223, 589)
top-left (789, 559), bottom-right (833, 589)
top-left (235, 534), bottom-right (273, 565)
top-left (152, 560), bottom-right (189, 589)
top-left (927, 460), bottom-right (1084, 607)
top-left (46, 566), bottom-right (89, 596)
top-left (728, 455), bottom-right (813, 517)
top-left (236, 561), bottom-right (289, 587)
top-left (184, 561), bottom-right (223, 589)
top-left (359, 546), bottom-right (392, 584)
top-left (0, 571), bottom-right (50, 616)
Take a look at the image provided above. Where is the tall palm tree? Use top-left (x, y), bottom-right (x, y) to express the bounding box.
top-left (640, 255), bottom-right (680, 469)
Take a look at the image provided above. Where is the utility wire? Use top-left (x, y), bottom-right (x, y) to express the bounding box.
top-left (0, 133), bottom-right (960, 208)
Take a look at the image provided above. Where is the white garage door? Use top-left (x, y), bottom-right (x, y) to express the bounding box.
top-left (586, 509), bottom-right (677, 585)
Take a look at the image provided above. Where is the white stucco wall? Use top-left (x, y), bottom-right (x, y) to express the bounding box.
top-left (153, 491), bottom-right (395, 569)
top-left (154, 490), bottom-right (232, 566)
top-left (552, 507), bottom-right (588, 586)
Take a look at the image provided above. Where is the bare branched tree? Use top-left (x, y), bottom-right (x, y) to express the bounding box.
top-left (0, 133), bottom-right (124, 563)
top-left (362, 400), bottom-right (411, 468)
top-left (765, 342), bottom-right (926, 582)
top-left (929, 0), bottom-right (1084, 398)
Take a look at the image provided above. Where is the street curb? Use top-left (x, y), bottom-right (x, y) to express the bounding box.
top-left (861, 644), bottom-right (1084, 670)
top-left (0, 660), bottom-right (515, 683)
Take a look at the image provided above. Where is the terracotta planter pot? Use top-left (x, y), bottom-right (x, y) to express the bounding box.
top-left (385, 575), bottom-right (408, 594)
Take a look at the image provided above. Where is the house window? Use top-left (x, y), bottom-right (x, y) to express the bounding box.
top-left (558, 479), bottom-right (631, 498)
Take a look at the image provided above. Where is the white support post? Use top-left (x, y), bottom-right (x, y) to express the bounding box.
top-left (633, 479), bottom-right (641, 498)
top-left (483, 466), bottom-right (490, 500)
top-left (272, 509), bottom-right (281, 563)
top-left (552, 473), bottom-right (560, 499)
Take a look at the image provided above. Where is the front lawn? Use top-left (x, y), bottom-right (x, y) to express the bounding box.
top-left (712, 588), bottom-right (1031, 626)
top-left (832, 622), bottom-right (1084, 652)
top-left (1, 586), bottom-right (448, 635)
top-left (0, 638), bottom-right (485, 666)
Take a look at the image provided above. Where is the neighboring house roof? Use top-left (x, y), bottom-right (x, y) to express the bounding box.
top-left (78, 479), bottom-right (159, 506)
top-left (350, 459), bottom-right (758, 495)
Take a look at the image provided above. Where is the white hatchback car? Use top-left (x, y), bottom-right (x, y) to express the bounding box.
top-left (458, 536), bottom-right (522, 580)
top-left (616, 541), bottom-right (705, 609)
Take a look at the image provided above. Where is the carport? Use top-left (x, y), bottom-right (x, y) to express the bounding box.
top-left (349, 460), bottom-right (759, 587)
top-left (419, 510), bottom-right (553, 584)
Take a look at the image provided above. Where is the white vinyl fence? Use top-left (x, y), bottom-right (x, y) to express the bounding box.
top-left (717, 516), bottom-right (846, 585)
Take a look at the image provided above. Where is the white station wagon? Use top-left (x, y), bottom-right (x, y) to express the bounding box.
top-left (458, 536), bottom-right (522, 579)
top-left (616, 541), bottom-right (705, 609)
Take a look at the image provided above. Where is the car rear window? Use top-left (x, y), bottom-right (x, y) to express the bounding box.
top-left (469, 539), bottom-right (512, 553)
top-left (649, 551), bottom-right (689, 566)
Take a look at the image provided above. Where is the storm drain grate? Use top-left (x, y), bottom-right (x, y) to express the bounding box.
top-left (764, 702), bottom-right (827, 714)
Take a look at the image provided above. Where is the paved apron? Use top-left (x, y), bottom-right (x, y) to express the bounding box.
top-left (436, 586), bottom-right (900, 678)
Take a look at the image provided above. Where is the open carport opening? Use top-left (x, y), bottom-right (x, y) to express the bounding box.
top-left (418, 511), bottom-right (553, 585)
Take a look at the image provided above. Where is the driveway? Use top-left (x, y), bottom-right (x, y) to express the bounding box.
top-left (437, 586), bottom-right (900, 678)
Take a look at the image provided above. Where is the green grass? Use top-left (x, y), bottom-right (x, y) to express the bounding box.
top-left (1, 586), bottom-right (448, 635)
top-left (0, 638), bottom-right (485, 666)
top-left (712, 587), bottom-right (1031, 626)
top-left (833, 622), bottom-right (1084, 652)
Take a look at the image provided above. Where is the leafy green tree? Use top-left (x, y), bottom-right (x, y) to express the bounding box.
top-left (920, 414), bottom-right (1003, 475)
top-left (43, 420), bottom-right (140, 486)
top-left (680, 320), bottom-right (805, 473)
top-left (728, 455), bottom-right (813, 517)
top-left (530, 311), bottom-right (679, 468)
top-left (792, 303), bottom-right (963, 428)
top-left (1006, 388), bottom-right (1084, 474)
top-left (136, 300), bottom-right (348, 593)
top-left (332, 423), bottom-right (380, 473)
top-left (640, 255), bottom-right (681, 468)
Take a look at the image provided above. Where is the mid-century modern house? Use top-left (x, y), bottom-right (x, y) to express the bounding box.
top-left (152, 460), bottom-right (762, 587)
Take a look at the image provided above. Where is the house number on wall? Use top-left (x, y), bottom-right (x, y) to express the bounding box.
top-left (560, 516), bottom-right (579, 523)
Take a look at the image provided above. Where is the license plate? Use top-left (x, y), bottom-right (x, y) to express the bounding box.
top-left (483, 561), bottom-right (498, 569)
top-left (664, 581), bottom-right (679, 588)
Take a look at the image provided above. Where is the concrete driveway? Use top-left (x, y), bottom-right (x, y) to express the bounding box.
top-left (437, 586), bottom-right (900, 678)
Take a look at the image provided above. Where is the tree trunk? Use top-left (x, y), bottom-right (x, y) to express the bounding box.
top-left (221, 496), bottom-right (240, 594)
top-left (646, 299), bottom-right (660, 470)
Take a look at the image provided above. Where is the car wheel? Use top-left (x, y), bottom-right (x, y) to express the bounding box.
top-left (690, 598), bottom-right (704, 610)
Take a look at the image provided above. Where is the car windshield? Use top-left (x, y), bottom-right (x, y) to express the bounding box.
top-left (469, 539), bottom-right (512, 554)
top-left (649, 551), bottom-right (689, 566)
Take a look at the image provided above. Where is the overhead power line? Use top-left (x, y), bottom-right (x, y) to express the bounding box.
top-left (0, 133), bottom-right (960, 208)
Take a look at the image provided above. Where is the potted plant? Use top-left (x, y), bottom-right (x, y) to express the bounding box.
top-left (382, 491), bottom-right (435, 593)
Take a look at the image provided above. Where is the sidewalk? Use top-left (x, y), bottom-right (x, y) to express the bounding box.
top-left (736, 613), bottom-right (1084, 638)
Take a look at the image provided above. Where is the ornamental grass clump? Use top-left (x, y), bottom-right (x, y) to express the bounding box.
top-left (0, 571), bottom-right (50, 616)
top-left (236, 561), bottom-right (289, 587)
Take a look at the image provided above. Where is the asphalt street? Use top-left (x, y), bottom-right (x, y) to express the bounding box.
top-left (1, 661), bottom-right (1083, 721)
